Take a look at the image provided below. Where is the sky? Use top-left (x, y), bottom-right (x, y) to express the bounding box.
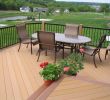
top-left (56, 0), bottom-right (110, 3)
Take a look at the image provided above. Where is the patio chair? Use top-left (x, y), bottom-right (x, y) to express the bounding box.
top-left (82, 34), bottom-right (106, 68)
top-left (37, 31), bottom-right (63, 62)
top-left (64, 24), bottom-right (80, 52)
top-left (105, 44), bottom-right (110, 59)
top-left (64, 24), bottom-right (79, 37)
top-left (16, 23), bottom-right (38, 54)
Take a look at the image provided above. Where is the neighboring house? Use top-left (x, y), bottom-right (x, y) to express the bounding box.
top-left (54, 9), bottom-right (60, 13)
top-left (20, 6), bottom-right (30, 12)
top-left (91, 5), bottom-right (100, 12)
top-left (33, 7), bottom-right (48, 12)
top-left (64, 9), bottom-right (69, 13)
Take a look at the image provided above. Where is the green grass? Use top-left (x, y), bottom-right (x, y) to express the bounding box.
top-left (0, 11), bottom-right (38, 18)
top-left (0, 11), bottom-right (110, 28)
top-left (48, 12), bottom-right (110, 28)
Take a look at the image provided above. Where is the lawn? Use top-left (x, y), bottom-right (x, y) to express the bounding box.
top-left (0, 11), bottom-right (110, 28)
top-left (48, 12), bottom-right (110, 28)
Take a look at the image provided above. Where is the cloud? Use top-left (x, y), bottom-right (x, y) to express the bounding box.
top-left (56, 0), bottom-right (110, 3)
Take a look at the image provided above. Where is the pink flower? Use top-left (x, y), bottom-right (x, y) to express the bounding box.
top-left (79, 48), bottom-right (84, 53)
top-left (63, 67), bottom-right (70, 72)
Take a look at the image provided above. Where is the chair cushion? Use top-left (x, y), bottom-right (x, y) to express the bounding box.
top-left (22, 39), bottom-right (38, 44)
top-left (107, 45), bottom-right (110, 50)
top-left (83, 46), bottom-right (96, 55)
top-left (22, 39), bottom-right (31, 44)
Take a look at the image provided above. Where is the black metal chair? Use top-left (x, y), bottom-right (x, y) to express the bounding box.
top-left (16, 23), bottom-right (38, 54)
top-left (82, 35), bottom-right (106, 68)
top-left (105, 44), bottom-right (110, 59)
top-left (37, 31), bottom-right (63, 62)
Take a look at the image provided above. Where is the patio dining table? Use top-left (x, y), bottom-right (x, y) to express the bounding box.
top-left (32, 33), bottom-right (91, 56)
top-left (32, 33), bottom-right (91, 44)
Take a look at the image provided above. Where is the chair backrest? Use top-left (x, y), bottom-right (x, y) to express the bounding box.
top-left (64, 24), bottom-right (79, 37)
top-left (16, 23), bottom-right (28, 41)
top-left (93, 35), bottom-right (106, 54)
top-left (97, 34), bottom-right (106, 48)
top-left (37, 31), bottom-right (55, 50)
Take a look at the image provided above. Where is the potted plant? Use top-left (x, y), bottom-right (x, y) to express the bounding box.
top-left (39, 61), bottom-right (63, 86)
top-left (58, 52), bottom-right (84, 76)
top-left (39, 52), bottom-right (84, 85)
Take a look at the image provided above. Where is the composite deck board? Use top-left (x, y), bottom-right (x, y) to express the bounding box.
top-left (0, 50), bottom-right (7, 100)
top-left (3, 51), bottom-right (15, 100)
top-left (0, 45), bottom-right (44, 100)
top-left (6, 49), bottom-right (23, 100)
top-left (1, 45), bottom-right (110, 100)
top-left (47, 78), bottom-right (110, 100)
top-left (10, 48), bottom-right (28, 99)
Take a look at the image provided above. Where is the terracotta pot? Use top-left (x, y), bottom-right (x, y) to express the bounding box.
top-left (44, 80), bottom-right (54, 86)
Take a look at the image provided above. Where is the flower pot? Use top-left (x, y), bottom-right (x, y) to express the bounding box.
top-left (44, 80), bottom-right (54, 86)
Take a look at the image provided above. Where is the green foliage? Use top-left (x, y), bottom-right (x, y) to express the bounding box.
top-left (58, 52), bottom-right (84, 76)
top-left (39, 63), bottom-right (63, 80)
top-left (39, 53), bottom-right (84, 81)
top-left (49, 12), bottom-right (110, 28)
top-left (100, 4), bottom-right (110, 13)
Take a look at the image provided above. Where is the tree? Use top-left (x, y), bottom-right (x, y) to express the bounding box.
top-left (69, 6), bottom-right (78, 12)
top-left (100, 4), bottom-right (110, 13)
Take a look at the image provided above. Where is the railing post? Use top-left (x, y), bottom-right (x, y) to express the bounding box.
top-left (41, 21), bottom-right (45, 31)
top-left (79, 24), bottom-right (83, 35)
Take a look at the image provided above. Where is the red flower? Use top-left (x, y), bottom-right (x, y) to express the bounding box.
top-left (79, 48), bottom-right (84, 53)
top-left (63, 67), bottom-right (70, 72)
top-left (40, 62), bottom-right (49, 68)
top-left (40, 63), bottom-right (44, 68)
top-left (44, 62), bottom-right (48, 66)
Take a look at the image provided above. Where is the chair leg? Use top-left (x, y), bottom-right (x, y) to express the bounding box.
top-left (105, 50), bottom-right (108, 60)
top-left (45, 50), bottom-right (47, 56)
top-left (37, 49), bottom-right (41, 62)
top-left (26, 44), bottom-right (29, 48)
top-left (98, 52), bottom-right (102, 62)
top-left (18, 43), bottom-right (21, 52)
top-left (93, 55), bottom-right (97, 68)
top-left (71, 45), bottom-right (73, 53)
top-left (54, 52), bottom-right (56, 63)
top-left (36, 49), bottom-right (39, 56)
top-left (62, 43), bottom-right (64, 59)
top-left (31, 43), bottom-right (32, 54)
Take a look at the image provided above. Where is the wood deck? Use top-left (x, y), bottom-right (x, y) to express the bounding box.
top-left (0, 44), bottom-right (110, 100)
top-left (47, 77), bottom-right (110, 100)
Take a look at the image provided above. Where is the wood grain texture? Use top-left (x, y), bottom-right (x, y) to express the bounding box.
top-left (1, 45), bottom-right (110, 100)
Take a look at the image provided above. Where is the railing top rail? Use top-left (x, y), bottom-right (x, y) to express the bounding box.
top-left (0, 22), bottom-right (42, 29)
top-left (45, 22), bottom-right (65, 26)
top-left (83, 26), bottom-right (110, 30)
top-left (0, 25), bottom-right (15, 29)
top-left (26, 22), bottom-right (42, 24)
top-left (1, 23), bottom-right (110, 30)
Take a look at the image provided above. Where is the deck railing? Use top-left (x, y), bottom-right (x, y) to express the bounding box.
top-left (0, 26), bottom-right (17, 48)
top-left (45, 23), bottom-right (65, 33)
top-left (0, 22), bottom-right (110, 49)
top-left (82, 26), bottom-right (110, 47)
top-left (0, 22), bottom-right (42, 49)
